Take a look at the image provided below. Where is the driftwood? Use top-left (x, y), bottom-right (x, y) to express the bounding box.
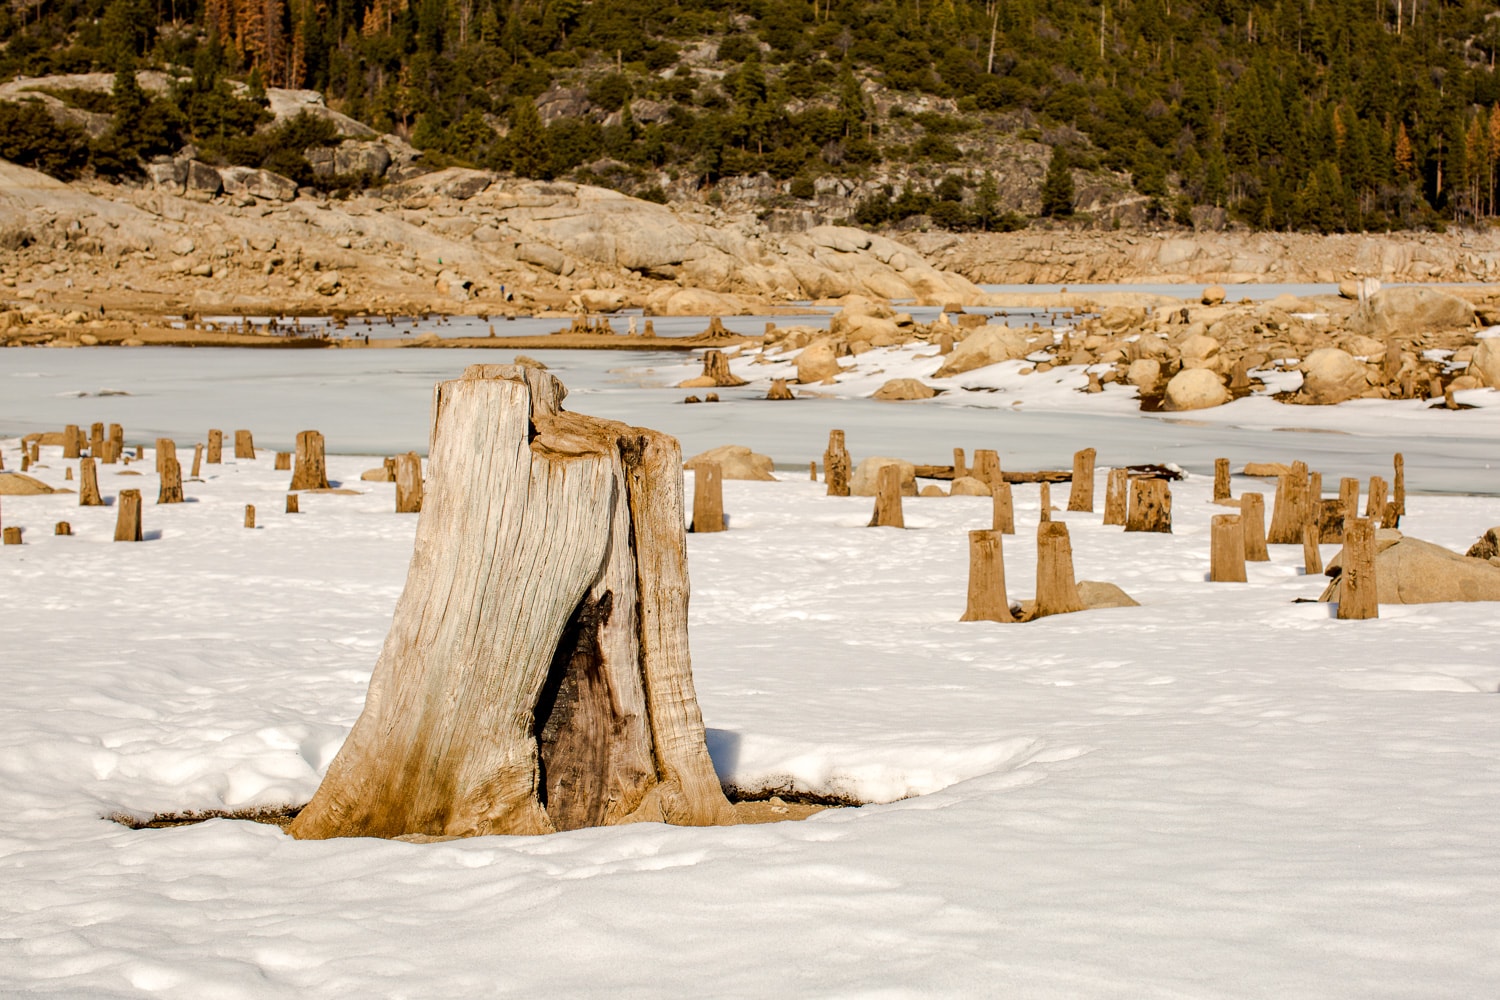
top-left (915, 462), bottom-right (1183, 484)
top-left (960, 530), bottom-right (1013, 623)
top-left (1067, 448), bottom-right (1096, 512)
top-left (394, 452), bottom-right (423, 513)
top-left (291, 431), bottom-right (330, 491)
top-left (78, 458), bottom-right (102, 506)
top-left (290, 365), bottom-right (733, 840)
top-left (689, 462), bottom-right (725, 533)
top-left (867, 465), bottom-right (905, 528)
top-left (1337, 519), bottom-right (1379, 620)
top-left (1210, 515), bottom-right (1247, 582)
top-left (114, 490), bottom-right (142, 542)
top-left (823, 430), bottom-right (850, 498)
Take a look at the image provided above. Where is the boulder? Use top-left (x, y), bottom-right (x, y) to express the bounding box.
top-left (1126, 359), bottom-right (1162, 388)
top-left (919, 485), bottom-right (947, 497)
top-left (147, 159), bottom-right (188, 194)
top-left (313, 270), bottom-right (342, 295)
top-left (684, 445), bottom-right (774, 481)
top-left (836, 313), bottom-right (901, 343)
top-left (1162, 368), bottom-right (1230, 411)
top-left (872, 378), bottom-right (937, 401)
top-left (219, 166), bottom-right (297, 201)
top-left (1352, 287), bottom-right (1475, 338)
top-left (1242, 462), bottom-right (1292, 478)
top-left (1178, 334), bottom-right (1222, 371)
top-left (1077, 581), bottom-right (1140, 609)
top-left (1469, 337), bottom-right (1500, 388)
top-left (850, 457), bottom-right (917, 497)
top-left (1465, 527), bottom-right (1500, 561)
top-left (1321, 536), bottom-right (1500, 604)
top-left (518, 243), bottom-right (566, 274)
top-left (0, 473), bottom-right (60, 495)
top-left (1099, 306), bottom-right (1148, 331)
top-left (184, 160), bottom-right (223, 194)
top-left (1201, 285), bottom-right (1227, 306)
top-left (1295, 348), bottom-right (1372, 405)
top-left (169, 237), bottom-right (195, 256)
top-left (361, 466), bottom-right (394, 482)
top-left (931, 326), bottom-right (1032, 377)
top-left (796, 340), bottom-right (843, 383)
top-left (949, 476), bottom-right (991, 497)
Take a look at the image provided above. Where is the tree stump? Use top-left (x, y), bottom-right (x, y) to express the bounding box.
top-left (972, 449), bottom-right (1001, 489)
top-left (156, 439), bottom-right (183, 505)
top-left (1337, 519), bottom-right (1379, 620)
top-left (1067, 447), bottom-right (1096, 512)
top-left (867, 464), bottom-right (905, 528)
top-left (286, 493), bottom-right (300, 514)
top-left (1213, 458), bottom-right (1231, 503)
top-left (78, 457), bottom-right (103, 506)
top-left (291, 430), bottom-right (330, 490)
top-left (1038, 481), bottom-right (1052, 522)
top-left (1032, 521), bottom-right (1085, 619)
top-left (688, 462), bottom-right (725, 533)
top-left (953, 448), bottom-right (968, 479)
top-left (65, 467), bottom-right (73, 481)
top-left (191, 443), bottom-right (204, 479)
top-left (54, 521), bottom-right (72, 536)
top-left (245, 504), bottom-right (256, 528)
top-left (1318, 498), bottom-right (1346, 544)
top-left (1239, 493), bottom-right (1270, 561)
top-left (697, 349), bottom-right (747, 387)
top-left (289, 365), bottom-right (734, 840)
top-left (1125, 479), bottom-right (1172, 533)
top-left (62, 424), bottom-right (81, 459)
top-left (89, 423), bottom-right (104, 459)
top-left (1302, 523), bottom-right (1323, 575)
top-left (991, 480), bottom-right (1015, 534)
top-left (766, 378), bottom-right (795, 400)
top-left (207, 429), bottom-right (223, 464)
top-left (1267, 462), bottom-right (1309, 544)
top-left (1210, 515), bottom-right (1247, 582)
top-left (395, 452), bottom-right (424, 513)
top-left (1365, 475), bottom-right (1388, 525)
top-left (960, 529), bottom-right (1013, 623)
top-left (1391, 453), bottom-right (1405, 525)
top-left (823, 430), bottom-right (850, 498)
top-left (2, 526), bottom-right (20, 545)
top-left (114, 490), bottom-right (142, 542)
top-left (106, 424), bottom-right (123, 464)
top-left (1103, 468), bottom-right (1129, 525)
top-left (1338, 477), bottom-right (1359, 529)
top-left (274, 452), bottom-right (292, 471)
top-left (234, 430), bottom-right (255, 459)
top-left (809, 461), bottom-right (817, 481)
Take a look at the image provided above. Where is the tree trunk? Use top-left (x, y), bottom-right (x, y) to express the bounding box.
top-left (114, 490), bottom-right (142, 542)
top-left (395, 452), bottom-right (423, 513)
top-left (275, 452), bottom-right (292, 471)
top-left (286, 493), bottom-right (300, 514)
top-left (960, 529), bottom-right (1013, 622)
top-left (1125, 479), bottom-right (1172, 533)
top-left (1336, 519), bottom-right (1379, 620)
top-left (823, 430), bottom-right (850, 497)
top-left (235, 429), bottom-right (255, 459)
top-left (1210, 514), bottom-right (1247, 582)
top-left (1239, 493), bottom-right (1269, 561)
top-left (1213, 458), bottom-right (1231, 503)
top-left (1032, 521), bottom-right (1085, 619)
top-left (1103, 468), bottom-right (1129, 525)
top-left (291, 430), bottom-right (330, 490)
top-left (156, 439), bottom-right (183, 505)
top-left (207, 429), bottom-right (223, 464)
top-left (689, 462), bottom-right (724, 533)
top-left (991, 480), bottom-right (1014, 533)
top-left (1067, 447), bottom-right (1095, 511)
top-left (1267, 463), bottom-right (1308, 544)
top-left (867, 464), bottom-right (905, 528)
top-left (697, 349), bottom-right (747, 387)
top-left (89, 423), bottom-right (104, 460)
top-left (290, 365), bottom-right (733, 840)
top-left (63, 424), bottom-right (81, 459)
top-left (78, 457), bottom-right (103, 506)
top-left (1338, 477), bottom-right (1359, 531)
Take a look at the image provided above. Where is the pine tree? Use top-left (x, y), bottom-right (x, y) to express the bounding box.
top-left (1395, 123), bottom-right (1416, 180)
top-left (1040, 146), bottom-right (1074, 217)
top-left (506, 99), bottom-right (551, 180)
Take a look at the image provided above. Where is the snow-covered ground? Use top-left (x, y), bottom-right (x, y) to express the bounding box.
top-left (2, 427), bottom-right (1498, 997)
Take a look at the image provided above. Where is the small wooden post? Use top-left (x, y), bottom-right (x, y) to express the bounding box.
top-left (689, 462), bottom-right (725, 533)
top-left (291, 430), bottom-right (330, 490)
top-left (953, 448), bottom-right (968, 479)
top-left (1038, 481), bottom-right (1053, 522)
top-left (114, 489), bottom-right (142, 542)
top-left (1213, 458), bottom-right (1231, 502)
top-left (1338, 477), bottom-right (1359, 528)
top-left (1391, 453), bottom-right (1405, 525)
top-left (207, 429), bottom-right (223, 464)
top-left (960, 529), bottom-right (1013, 623)
top-left (245, 504), bottom-right (256, 528)
top-left (286, 493), bottom-right (300, 514)
top-left (191, 443), bottom-right (204, 479)
top-left (1302, 523), bottom-right (1323, 575)
top-left (868, 464), bottom-right (905, 528)
top-left (2, 526), bottom-right (20, 545)
top-left (54, 521), bottom-right (72, 536)
top-left (824, 430), bottom-right (851, 497)
top-left (156, 439), bottom-right (183, 504)
top-left (1067, 447), bottom-right (1096, 511)
top-left (394, 452), bottom-right (423, 513)
top-left (1365, 475), bottom-right (1388, 526)
top-left (1102, 468), bottom-right (1129, 525)
top-left (809, 460), bottom-right (817, 481)
top-left (20, 453), bottom-right (29, 472)
top-left (62, 424), bottom-right (81, 459)
top-left (972, 449), bottom-right (1001, 489)
top-left (234, 429), bottom-right (255, 459)
top-left (78, 457), bottom-right (103, 506)
top-left (1240, 493), bottom-right (1270, 561)
top-left (1337, 518), bottom-right (1379, 620)
top-left (1033, 521), bottom-right (1085, 619)
top-left (991, 481), bottom-right (1015, 534)
top-left (274, 451), bottom-right (292, 471)
top-left (65, 467), bottom-right (73, 481)
top-left (1125, 479), bottom-right (1172, 533)
top-left (1210, 515), bottom-right (1247, 582)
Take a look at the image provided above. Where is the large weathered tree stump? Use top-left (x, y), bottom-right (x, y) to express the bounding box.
top-left (960, 529), bottom-right (1013, 623)
top-left (991, 480), bottom-right (1015, 534)
top-left (114, 490), bottom-right (142, 542)
top-left (78, 457), bottom-right (103, 506)
top-left (1067, 447), bottom-right (1096, 512)
top-left (823, 430), bottom-right (850, 498)
top-left (290, 365), bottom-right (733, 840)
top-left (1032, 521), bottom-right (1085, 619)
top-left (1240, 493), bottom-right (1270, 561)
top-left (62, 424), bottom-right (81, 459)
top-left (1336, 518), bottom-right (1379, 620)
top-left (1267, 462), bottom-right (1308, 544)
top-left (868, 464), bottom-right (905, 528)
top-left (1125, 479), bottom-right (1172, 533)
top-left (156, 439), bottom-right (183, 504)
top-left (234, 429), bottom-right (255, 459)
top-left (766, 378), bottom-right (795, 400)
top-left (394, 452), bottom-right (424, 513)
top-left (1103, 468), bottom-right (1129, 525)
top-left (1210, 514), bottom-right (1247, 582)
top-left (207, 429), bottom-right (223, 464)
top-left (689, 462), bottom-right (725, 533)
top-left (695, 349), bottom-right (747, 387)
top-left (291, 430), bottom-right (330, 490)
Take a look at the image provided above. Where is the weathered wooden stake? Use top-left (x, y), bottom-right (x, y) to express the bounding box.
top-left (89, 423), bottom-right (104, 458)
top-left (991, 480), bottom-right (1015, 534)
top-left (824, 430), bottom-right (851, 497)
top-left (1067, 447), bottom-right (1096, 512)
top-left (78, 457), bottom-right (103, 506)
top-left (191, 443), bottom-right (204, 479)
top-left (1240, 493), bottom-right (1270, 561)
top-left (1210, 514), bottom-right (1247, 582)
top-left (1318, 498), bottom-right (1346, 544)
top-left (106, 424), bottom-right (123, 464)
top-left (244, 504), bottom-right (256, 528)
top-left (1391, 453), bottom-right (1405, 525)
top-left (960, 529), bottom-right (1013, 623)
top-left (395, 452), bottom-right (423, 513)
top-left (286, 493), bottom-right (300, 514)
top-left (64, 467), bottom-right (73, 481)
top-left (114, 490), bottom-right (142, 542)
top-left (868, 464), bottom-right (905, 528)
top-left (809, 460), bottom-right (817, 481)
top-left (157, 439), bottom-right (183, 504)
top-left (953, 448), bottom-right (968, 479)
top-left (1302, 523), bottom-right (1323, 575)
top-left (1103, 468), bottom-right (1129, 525)
top-left (1125, 479), bottom-right (1173, 533)
top-left (274, 451), bottom-right (292, 471)
top-left (207, 429), bottom-right (223, 464)
top-left (1337, 518), bottom-right (1379, 620)
top-left (234, 429), bottom-right (255, 459)
top-left (1033, 521), bottom-right (1085, 619)
top-left (291, 430), bottom-right (330, 490)
top-left (972, 449), bottom-right (1001, 489)
top-left (1038, 481), bottom-right (1053, 522)
top-left (1267, 462), bottom-right (1308, 544)
top-left (689, 462), bottom-right (725, 533)
top-left (62, 424), bottom-right (81, 459)
top-left (1366, 475), bottom-right (1388, 527)
top-left (1338, 477), bottom-right (1359, 528)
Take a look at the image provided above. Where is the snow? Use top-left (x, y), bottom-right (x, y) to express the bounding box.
top-left (3, 345), bottom-right (1500, 997)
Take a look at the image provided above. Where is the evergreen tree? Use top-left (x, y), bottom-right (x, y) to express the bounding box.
top-left (1040, 146), bottom-right (1074, 217)
top-left (506, 98), bottom-right (551, 179)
